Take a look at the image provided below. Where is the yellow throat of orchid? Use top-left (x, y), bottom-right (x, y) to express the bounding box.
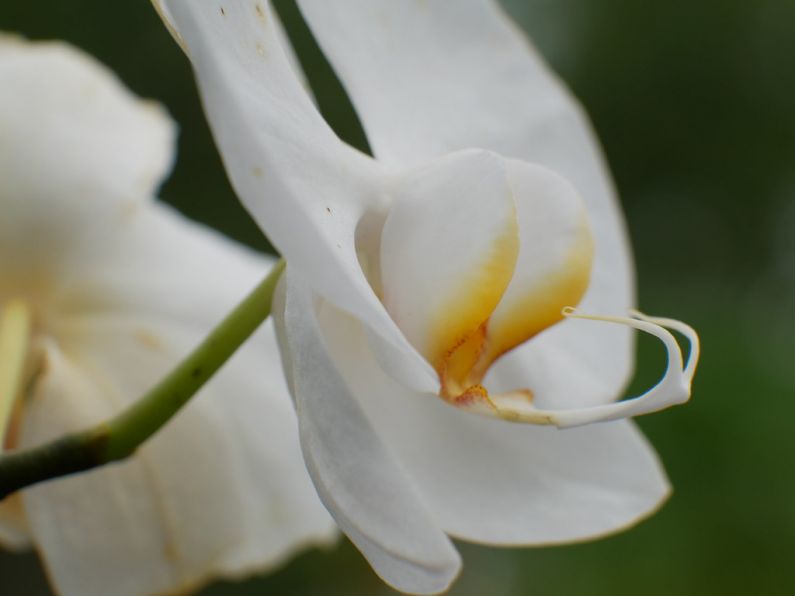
top-left (375, 152), bottom-right (600, 424)
top-left (432, 224), bottom-right (594, 409)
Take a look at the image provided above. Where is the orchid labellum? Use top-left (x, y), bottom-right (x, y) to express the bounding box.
top-left (155, 1), bottom-right (699, 593)
top-left (0, 36), bottom-right (334, 596)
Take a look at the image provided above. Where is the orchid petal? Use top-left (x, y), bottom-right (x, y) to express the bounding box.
top-left (297, 0), bottom-right (635, 407)
top-left (17, 207), bottom-right (335, 596)
top-left (315, 298), bottom-right (670, 546)
top-left (155, 0), bottom-right (433, 383)
top-left (275, 270), bottom-right (461, 595)
top-left (51, 202), bottom-right (274, 329)
top-left (0, 35), bottom-right (173, 198)
top-left (21, 322), bottom-right (333, 596)
top-left (381, 150), bottom-right (519, 370)
top-left (0, 36), bottom-right (174, 281)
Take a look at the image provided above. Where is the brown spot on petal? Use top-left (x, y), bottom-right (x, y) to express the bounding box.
top-left (162, 536), bottom-right (180, 563)
top-left (452, 384), bottom-right (495, 410)
top-left (255, 3), bottom-right (266, 22)
top-left (134, 329), bottom-right (164, 351)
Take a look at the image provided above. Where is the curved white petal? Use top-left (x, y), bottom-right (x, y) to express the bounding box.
top-left (297, 0), bottom-right (635, 407)
top-left (50, 201), bottom-right (274, 329)
top-left (315, 298), bottom-right (670, 546)
top-left (275, 271), bottom-right (461, 595)
top-left (153, 1), bottom-right (433, 385)
top-left (0, 36), bottom-right (174, 282)
top-left (381, 150), bottom-right (519, 368)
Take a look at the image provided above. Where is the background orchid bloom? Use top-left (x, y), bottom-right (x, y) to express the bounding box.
top-left (0, 35), bottom-right (335, 596)
top-left (156, 1), bottom-right (698, 593)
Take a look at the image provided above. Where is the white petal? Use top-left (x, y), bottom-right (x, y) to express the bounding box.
top-left (50, 201), bottom-right (273, 329)
top-left (381, 150), bottom-right (519, 368)
top-left (0, 36), bottom-right (175, 280)
top-left (17, 203), bottom-right (334, 596)
top-left (155, 0), bottom-right (431, 383)
top-left (276, 271), bottom-right (461, 595)
top-left (298, 0), bottom-right (635, 407)
top-left (316, 301), bottom-right (671, 545)
top-left (21, 322), bottom-right (333, 596)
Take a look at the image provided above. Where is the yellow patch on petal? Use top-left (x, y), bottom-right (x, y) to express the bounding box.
top-left (425, 211), bottom-right (519, 375)
top-left (481, 221), bottom-right (593, 369)
top-left (440, 325), bottom-right (486, 397)
top-left (438, 211), bottom-right (593, 407)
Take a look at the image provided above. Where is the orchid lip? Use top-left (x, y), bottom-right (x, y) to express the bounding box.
top-left (447, 306), bottom-right (700, 428)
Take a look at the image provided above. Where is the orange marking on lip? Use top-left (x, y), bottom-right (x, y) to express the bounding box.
top-left (435, 219), bottom-right (592, 409)
top-left (483, 232), bottom-right (593, 368)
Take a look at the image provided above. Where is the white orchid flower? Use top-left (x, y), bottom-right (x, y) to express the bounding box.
top-left (155, 1), bottom-right (699, 594)
top-left (0, 36), bottom-right (335, 596)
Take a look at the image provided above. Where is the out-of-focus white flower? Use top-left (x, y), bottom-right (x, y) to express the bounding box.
top-left (0, 35), bottom-right (334, 596)
top-left (155, 1), bottom-right (699, 594)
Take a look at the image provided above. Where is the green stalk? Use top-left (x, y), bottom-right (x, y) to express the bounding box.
top-left (0, 260), bottom-right (285, 499)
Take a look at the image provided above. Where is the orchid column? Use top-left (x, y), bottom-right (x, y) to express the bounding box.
top-left (154, 1), bottom-right (699, 594)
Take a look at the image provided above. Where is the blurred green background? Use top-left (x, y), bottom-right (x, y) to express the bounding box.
top-left (2, 0), bottom-right (794, 594)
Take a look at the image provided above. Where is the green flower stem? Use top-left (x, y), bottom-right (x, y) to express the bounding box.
top-left (0, 259), bottom-right (285, 500)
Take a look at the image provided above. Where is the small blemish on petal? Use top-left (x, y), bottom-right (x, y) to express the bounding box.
top-left (252, 166), bottom-right (263, 177)
top-left (162, 538), bottom-right (180, 563)
top-left (254, 3), bottom-right (266, 22)
top-left (120, 200), bottom-right (142, 220)
top-left (135, 328), bottom-right (164, 351)
top-left (220, 6), bottom-right (226, 16)
top-left (255, 41), bottom-right (267, 58)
